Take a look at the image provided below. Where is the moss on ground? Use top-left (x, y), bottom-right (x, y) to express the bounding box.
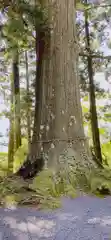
top-left (0, 148), bottom-right (111, 209)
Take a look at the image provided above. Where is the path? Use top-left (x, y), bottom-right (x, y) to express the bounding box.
top-left (0, 196), bottom-right (111, 239)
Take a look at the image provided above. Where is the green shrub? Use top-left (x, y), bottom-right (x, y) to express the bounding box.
top-left (0, 152), bottom-right (8, 177)
top-left (101, 142), bottom-right (111, 167)
top-left (30, 163), bottom-right (111, 206)
top-left (89, 168), bottom-right (111, 195)
top-left (30, 167), bottom-right (88, 209)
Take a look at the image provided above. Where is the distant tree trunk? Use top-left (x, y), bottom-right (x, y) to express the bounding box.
top-left (25, 51), bottom-right (31, 147)
top-left (13, 50), bottom-right (21, 150)
top-left (84, 2), bottom-right (102, 164)
top-left (16, 29), bottom-right (45, 178)
top-left (8, 75), bottom-right (14, 172)
top-left (30, 28), bottom-right (45, 157)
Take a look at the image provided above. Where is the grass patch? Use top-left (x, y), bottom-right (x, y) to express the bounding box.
top-left (0, 152), bottom-right (8, 157)
top-left (102, 142), bottom-right (111, 167)
top-left (0, 152), bottom-right (8, 177)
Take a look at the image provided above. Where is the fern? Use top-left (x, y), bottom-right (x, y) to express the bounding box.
top-left (89, 168), bottom-right (111, 194)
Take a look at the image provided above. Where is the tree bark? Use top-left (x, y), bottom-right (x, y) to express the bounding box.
top-left (29, 28), bottom-right (45, 157)
top-left (13, 50), bottom-right (21, 150)
top-left (17, 0), bottom-right (96, 179)
top-left (37, 0), bottom-right (95, 169)
top-left (25, 51), bottom-right (31, 147)
top-left (8, 74), bottom-right (14, 172)
top-left (84, 1), bottom-right (102, 164)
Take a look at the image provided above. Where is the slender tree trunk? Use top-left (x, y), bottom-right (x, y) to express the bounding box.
top-left (84, 2), bottom-right (102, 164)
top-left (8, 75), bottom-right (14, 172)
top-left (16, 30), bottom-right (45, 178)
top-left (13, 50), bottom-right (21, 150)
top-left (29, 28), bottom-right (45, 157)
top-left (25, 51), bottom-right (31, 146)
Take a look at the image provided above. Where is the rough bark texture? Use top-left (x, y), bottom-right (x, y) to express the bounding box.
top-left (30, 29), bottom-right (45, 156)
top-left (18, 0), bottom-right (96, 179)
top-left (8, 75), bottom-right (14, 171)
top-left (84, 3), bottom-right (102, 164)
top-left (25, 51), bottom-right (31, 146)
top-left (39, 0), bottom-right (95, 169)
top-left (16, 29), bottom-right (46, 179)
top-left (13, 51), bottom-right (21, 150)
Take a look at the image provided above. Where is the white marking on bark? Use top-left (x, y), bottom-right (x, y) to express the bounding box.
top-left (70, 116), bottom-right (76, 121)
top-left (51, 113), bottom-right (55, 120)
top-left (51, 143), bottom-right (55, 149)
top-left (61, 110), bottom-right (65, 115)
top-left (46, 125), bottom-right (50, 131)
top-left (41, 147), bottom-right (43, 152)
top-left (39, 134), bottom-right (42, 139)
top-left (69, 143), bottom-right (73, 147)
top-left (40, 125), bottom-right (44, 130)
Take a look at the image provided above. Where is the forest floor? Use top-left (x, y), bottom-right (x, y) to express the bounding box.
top-left (0, 151), bottom-right (111, 209)
top-left (1, 151), bottom-right (111, 240)
top-left (0, 196), bottom-right (111, 239)
top-left (0, 152), bottom-right (41, 209)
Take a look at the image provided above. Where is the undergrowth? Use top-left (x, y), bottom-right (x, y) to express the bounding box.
top-left (0, 154), bottom-right (111, 209)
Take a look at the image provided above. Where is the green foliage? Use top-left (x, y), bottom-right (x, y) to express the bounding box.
top-left (99, 128), bottom-right (106, 135)
top-left (30, 168), bottom-right (78, 209)
top-left (30, 165), bottom-right (92, 206)
top-left (0, 172), bottom-right (60, 209)
top-left (30, 163), bottom-right (111, 204)
top-left (101, 142), bottom-right (111, 167)
top-left (0, 152), bottom-right (8, 177)
top-left (0, 0), bottom-right (111, 211)
top-left (76, 2), bottom-right (91, 11)
top-left (89, 168), bottom-right (111, 195)
top-left (104, 113), bottom-right (111, 122)
top-left (13, 138), bottom-right (28, 173)
top-left (83, 95), bottom-right (88, 102)
top-left (0, 175), bottom-right (40, 207)
top-left (0, 152), bottom-right (8, 158)
top-left (82, 105), bottom-right (89, 114)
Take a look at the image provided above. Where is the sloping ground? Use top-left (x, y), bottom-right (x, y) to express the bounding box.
top-left (0, 196), bottom-right (111, 239)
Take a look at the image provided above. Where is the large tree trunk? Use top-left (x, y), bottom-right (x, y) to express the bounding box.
top-left (37, 0), bottom-right (95, 169)
top-left (13, 50), bottom-right (21, 150)
top-left (84, 2), bottom-right (102, 164)
top-left (17, 0), bottom-right (95, 179)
